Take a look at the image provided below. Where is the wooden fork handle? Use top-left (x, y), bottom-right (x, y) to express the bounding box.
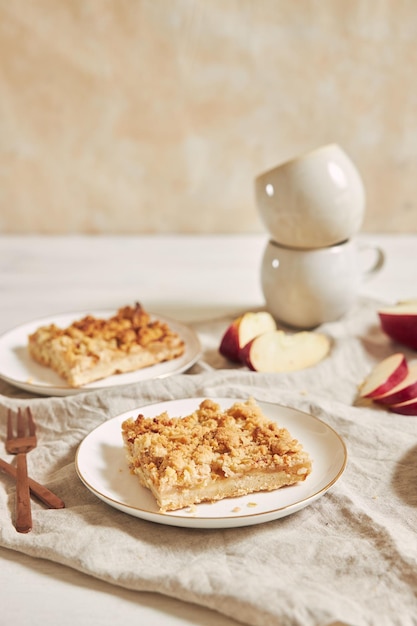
top-left (0, 458), bottom-right (65, 509)
top-left (15, 452), bottom-right (32, 533)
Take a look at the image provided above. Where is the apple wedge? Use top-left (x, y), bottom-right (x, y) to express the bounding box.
top-left (240, 330), bottom-right (331, 373)
top-left (372, 362), bottom-right (417, 406)
top-left (378, 301), bottom-right (417, 350)
top-left (389, 396), bottom-right (417, 416)
top-left (358, 353), bottom-right (408, 399)
top-left (219, 311), bottom-right (277, 362)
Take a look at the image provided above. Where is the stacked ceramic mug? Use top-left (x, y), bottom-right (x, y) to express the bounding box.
top-left (255, 144), bottom-right (384, 329)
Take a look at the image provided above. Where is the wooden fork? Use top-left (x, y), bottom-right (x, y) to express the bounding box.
top-left (6, 408), bottom-right (37, 533)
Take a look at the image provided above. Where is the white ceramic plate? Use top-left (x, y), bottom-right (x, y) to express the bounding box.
top-left (75, 397), bottom-right (347, 529)
top-left (0, 310), bottom-right (202, 397)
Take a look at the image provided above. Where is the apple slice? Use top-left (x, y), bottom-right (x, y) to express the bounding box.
top-left (378, 301), bottom-right (417, 350)
top-left (240, 330), bottom-right (331, 373)
top-left (372, 362), bottom-right (417, 406)
top-left (358, 353), bottom-right (408, 399)
top-left (219, 312), bottom-right (277, 362)
top-left (389, 396), bottom-right (417, 416)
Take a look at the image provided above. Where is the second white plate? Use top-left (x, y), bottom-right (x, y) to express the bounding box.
top-left (75, 397), bottom-right (347, 529)
top-left (0, 310), bottom-right (202, 396)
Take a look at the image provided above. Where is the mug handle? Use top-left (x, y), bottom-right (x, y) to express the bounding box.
top-left (359, 243), bottom-right (385, 279)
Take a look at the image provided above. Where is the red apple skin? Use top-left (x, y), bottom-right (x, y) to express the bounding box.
top-left (389, 398), bottom-right (417, 416)
top-left (378, 311), bottom-right (417, 350)
top-left (359, 353), bottom-right (408, 399)
top-left (240, 340), bottom-right (256, 371)
top-left (219, 312), bottom-right (277, 363)
top-left (219, 317), bottom-right (242, 362)
top-left (372, 364), bottom-right (417, 405)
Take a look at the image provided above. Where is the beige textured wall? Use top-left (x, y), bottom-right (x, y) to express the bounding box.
top-left (1, 0), bottom-right (416, 234)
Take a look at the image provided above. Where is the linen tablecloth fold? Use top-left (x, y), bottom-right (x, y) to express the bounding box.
top-left (0, 299), bottom-right (416, 626)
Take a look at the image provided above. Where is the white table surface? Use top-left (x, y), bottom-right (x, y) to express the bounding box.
top-left (1, 233), bottom-right (416, 625)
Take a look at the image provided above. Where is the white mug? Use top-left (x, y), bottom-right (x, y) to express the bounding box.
top-left (261, 238), bottom-right (385, 328)
top-left (255, 143), bottom-right (366, 249)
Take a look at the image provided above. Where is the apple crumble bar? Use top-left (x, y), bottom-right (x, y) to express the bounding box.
top-left (28, 303), bottom-right (185, 387)
top-left (121, 398), bottom-right (312, 512)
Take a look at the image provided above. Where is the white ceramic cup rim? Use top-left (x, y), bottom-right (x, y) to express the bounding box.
top-left (266, 237), bottom-right (350, 253)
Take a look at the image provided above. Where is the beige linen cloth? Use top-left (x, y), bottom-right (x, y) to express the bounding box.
top-left (1, 298), bottom-right (416, 626)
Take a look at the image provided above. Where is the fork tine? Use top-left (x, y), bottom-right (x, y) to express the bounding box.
top-left (7, 409), bottom-right (13, 440)
top-left (17, 408), bottom-right (25, 438)
top-left (27, 408), bottom-right (36, 437)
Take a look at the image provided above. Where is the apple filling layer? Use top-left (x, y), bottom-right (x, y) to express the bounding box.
top-left (121, 398), bottom-right (312, 512)
top-left (28, 303), bottom-right (185, 387)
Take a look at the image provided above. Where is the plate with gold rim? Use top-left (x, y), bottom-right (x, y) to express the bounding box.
top-left (0, 310), bottom-right (202, 397)
top-left (75, 397), bottom-right (347, 529)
